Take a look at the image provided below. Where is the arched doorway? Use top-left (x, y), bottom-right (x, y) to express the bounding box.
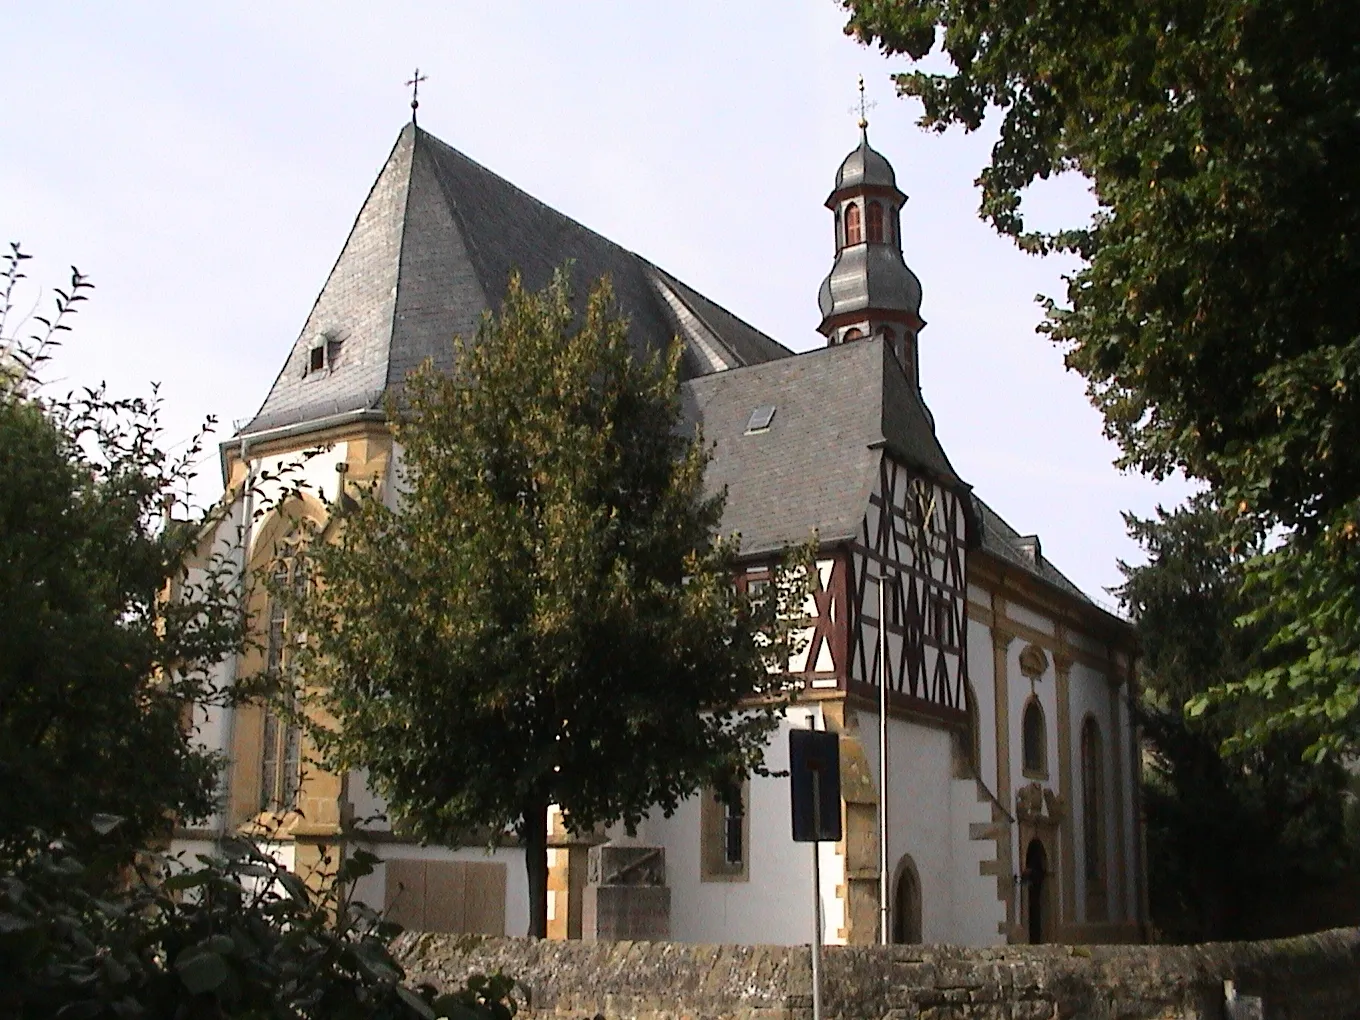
top-left (891, 855), bottom-right (921, 943)
top-left (1024, 839), bottom-right (1048, 944)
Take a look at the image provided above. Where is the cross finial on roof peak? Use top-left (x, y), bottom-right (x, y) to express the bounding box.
top-left (405, 68), bottom-right (428, 125)
top-left (853, 74), bottom-right (876, 132)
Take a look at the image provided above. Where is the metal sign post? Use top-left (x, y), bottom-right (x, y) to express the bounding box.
top-left (810, 768), bottom-right (824, 1020)
top-left (790, 722), bottom-right (842, 1020)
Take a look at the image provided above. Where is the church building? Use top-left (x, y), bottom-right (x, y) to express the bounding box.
top-left (176, 114), bottom-right (1145, 946)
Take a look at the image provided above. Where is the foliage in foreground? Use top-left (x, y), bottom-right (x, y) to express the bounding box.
top-left (1118, 501), bottom-right (1359, 940)
top-left (0, 244), bottom-right (244, 870)
top-left (842, 0), bottom-right (1360, 757)
top-left (276, 268), bottom-right (811, 937)
top-left (0, 835), bottom-right (516, 1020)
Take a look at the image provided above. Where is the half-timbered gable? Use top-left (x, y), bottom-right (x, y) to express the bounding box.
top-left (849, 454), bottom-right (970, 719)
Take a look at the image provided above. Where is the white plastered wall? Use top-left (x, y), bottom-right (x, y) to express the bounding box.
top-left (634, 705), bottom-right (844, 946)
top-left (1067, 658), bottom-right (1133, 925)
top-left (858, 711), bottom-right (1002, 946)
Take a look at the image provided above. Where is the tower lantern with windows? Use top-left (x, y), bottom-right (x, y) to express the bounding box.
top-left (817, 116), bottom-right (926, 388)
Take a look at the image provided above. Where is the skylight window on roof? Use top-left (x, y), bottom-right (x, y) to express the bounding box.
top-left (745, 405), bottom-right (776, 433)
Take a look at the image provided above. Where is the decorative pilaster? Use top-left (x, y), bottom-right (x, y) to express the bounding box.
top-left (991, 617), bottom-right (1015, 935)
top-left (1053, 648), bottom-right (1076, 931)
top-left (1109, 663), bottom-right (1129, 923)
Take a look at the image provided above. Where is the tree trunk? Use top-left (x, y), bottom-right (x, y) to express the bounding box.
top-left (523, 792), bottom-right (550, 938)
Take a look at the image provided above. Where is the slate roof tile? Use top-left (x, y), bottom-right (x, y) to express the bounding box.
top-left (242, 125), bottom-right (792, 435)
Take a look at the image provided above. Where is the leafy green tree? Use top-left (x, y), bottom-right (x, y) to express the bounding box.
top-left (1, 833), bottom-right (517, 1019)
top-left (0, 245), bottom-right (243, 870)
top-left (280, 269), bottom-right (809, 938)
top-left (841, 0), bottom-right (1360, 755)
top-left (1118, 500), bottom-right (1357, 940)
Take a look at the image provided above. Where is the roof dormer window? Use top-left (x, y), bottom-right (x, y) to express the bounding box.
top-left (302, 333), bottom-right (343, 378)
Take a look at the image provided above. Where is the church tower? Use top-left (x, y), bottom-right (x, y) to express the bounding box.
top-left (817, 113), bottom-right (925, 389)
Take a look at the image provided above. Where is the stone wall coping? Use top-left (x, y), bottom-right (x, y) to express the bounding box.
top-left (395, 928), bottom-right (1360, 1020)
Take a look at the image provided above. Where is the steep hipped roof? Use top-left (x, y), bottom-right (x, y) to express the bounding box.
top-left (242, 124), bottom-right (792, 435)
top-left (680, 335), bottom-right (1106, 616)
top-left (680, 335), bottom-right (968, 557)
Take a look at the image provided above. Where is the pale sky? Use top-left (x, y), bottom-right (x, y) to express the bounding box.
top-left (3, 2), bottom-right (1192, 609)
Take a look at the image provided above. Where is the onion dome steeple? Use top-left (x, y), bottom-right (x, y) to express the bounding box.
top-left (817, 98), bottom-right (926, 389)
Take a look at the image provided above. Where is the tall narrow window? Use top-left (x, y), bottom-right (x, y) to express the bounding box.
top-left (1022, 699), bottom-right (1047, 777)
top-left (867, 201), bottom-right (884, 243)
top-left (260, 561), bottom-right (305, 814)
top-left (845, 202), bottom-right (862, 245)
top-left (700, 780), bottom-right (749, 881)
top-left (723, 790), bottom-right (744, 866)
top-left (1081, 717), bottom-right (1106, 908)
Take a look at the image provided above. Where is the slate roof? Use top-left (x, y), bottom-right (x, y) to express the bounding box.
top-left (242, 124), bottom-right (792, 435)
top-left (832, 127), bottom-right (900, 195)
top-left (680, 335), bottom-right (1102, 612)
top-left (973, 497), bottom-right (1093, 604)
top-left (680, 335), bottom-right (968, 558)
top-left (240, 121), bottom-right (1111, 615)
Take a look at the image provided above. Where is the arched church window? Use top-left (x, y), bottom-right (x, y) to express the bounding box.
top-left (845, 202), bottom-right (862, 245)
top-left (842, 327), bottom-right (864, 343)
top-left (834, 207), bottom-right (843, 249)
top-left (867, 201), bottom-right (884, 243)
top-left (1081, 716), bottom-right (1106, 897)
top-left (261, 560), bottom-right (305, 814)
top-left (1022, 698), bottom-right (1047, 777)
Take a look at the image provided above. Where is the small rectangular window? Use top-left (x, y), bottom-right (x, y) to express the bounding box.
top-left (309, 346), bottom-right (325, 373)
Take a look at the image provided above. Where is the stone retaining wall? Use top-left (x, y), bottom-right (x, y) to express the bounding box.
top-left (394, 928), bottom-right (1360, 1020)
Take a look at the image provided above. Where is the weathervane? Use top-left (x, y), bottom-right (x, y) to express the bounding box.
top-left (850, 74), bottom-right (877, 130)
top-left (406, 68), bottom-right (428, 125)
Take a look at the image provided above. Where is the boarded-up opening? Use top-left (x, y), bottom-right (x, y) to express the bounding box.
top-left (384, 858), bottom-right (506, 934)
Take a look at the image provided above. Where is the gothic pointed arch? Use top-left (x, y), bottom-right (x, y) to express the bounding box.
top-left (227, 491), bottom-right (330, 830)
top-left (891, 853), bottom-right (922, 943)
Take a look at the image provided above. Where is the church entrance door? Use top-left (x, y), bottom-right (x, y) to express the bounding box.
top-left (891, 856), bottom-right (921, 943)
top-left (1025, 839), bottom-right (1048, 944)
